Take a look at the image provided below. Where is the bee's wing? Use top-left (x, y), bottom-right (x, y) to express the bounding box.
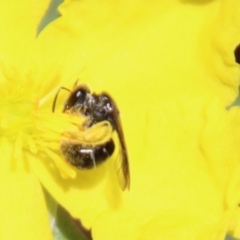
top-left (111, 108), bottom-right (130, 191)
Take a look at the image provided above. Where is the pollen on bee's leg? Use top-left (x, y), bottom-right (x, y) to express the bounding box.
top-left (83, 121), bottom-right (113, 143)
top-left (62, 130), bottom-right (85, 141)
top-left (45, 148), bottom-right (76, 179)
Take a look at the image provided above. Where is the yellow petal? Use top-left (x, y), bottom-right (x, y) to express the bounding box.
top-left (0, 138), bottom-right (52, 240)
top-left (25, 0), bottom-right (240, 239)
top-left (0, 0), bottom-right (49, 69)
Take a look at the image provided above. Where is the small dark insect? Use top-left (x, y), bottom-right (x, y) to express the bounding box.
top-left (52, 83), bottom-right (130, 190)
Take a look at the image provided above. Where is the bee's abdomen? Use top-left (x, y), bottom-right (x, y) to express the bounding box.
top-left (61, 140), bottom-right (115, 169)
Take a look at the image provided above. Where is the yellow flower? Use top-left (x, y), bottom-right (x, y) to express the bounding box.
top-left (1, 0), bottom-right (240, 240)
top-left (0, 1), bottom-right (55, 239)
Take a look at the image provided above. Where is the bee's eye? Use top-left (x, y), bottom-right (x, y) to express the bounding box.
top-left (63, 88), bottom-right (88, 111)
top-left (75, 89), bottom-right (87, 102)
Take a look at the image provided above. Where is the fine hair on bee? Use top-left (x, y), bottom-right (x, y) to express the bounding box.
top-left (52, 82), bottom-right (130, 190)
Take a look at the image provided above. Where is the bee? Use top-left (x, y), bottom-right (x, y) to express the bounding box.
top-left (52, 83), bottom-right (130, 190)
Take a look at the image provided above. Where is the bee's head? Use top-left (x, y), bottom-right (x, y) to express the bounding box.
top-left (63, 85), bottom-right (90, 113)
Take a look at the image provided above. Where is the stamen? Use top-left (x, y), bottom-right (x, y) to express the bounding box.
top-left (14, 131), bottom-right (23, 159)
top-left (45, 148), bottom-right (76, 179)
top-left (0, 109), bottom-right (9, 129)
top-left (27, 136), bottom-right (38, 154)
top-left (35, 140), bottom-right (59, 150)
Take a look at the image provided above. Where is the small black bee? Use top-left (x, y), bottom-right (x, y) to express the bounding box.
top-left (52, 83), bottom-right (130, 190)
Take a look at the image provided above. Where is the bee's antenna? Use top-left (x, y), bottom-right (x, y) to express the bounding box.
top-left (73, 79), bottom-right (79, 88)
top-left (52, 87), bottom-right (71, 112)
